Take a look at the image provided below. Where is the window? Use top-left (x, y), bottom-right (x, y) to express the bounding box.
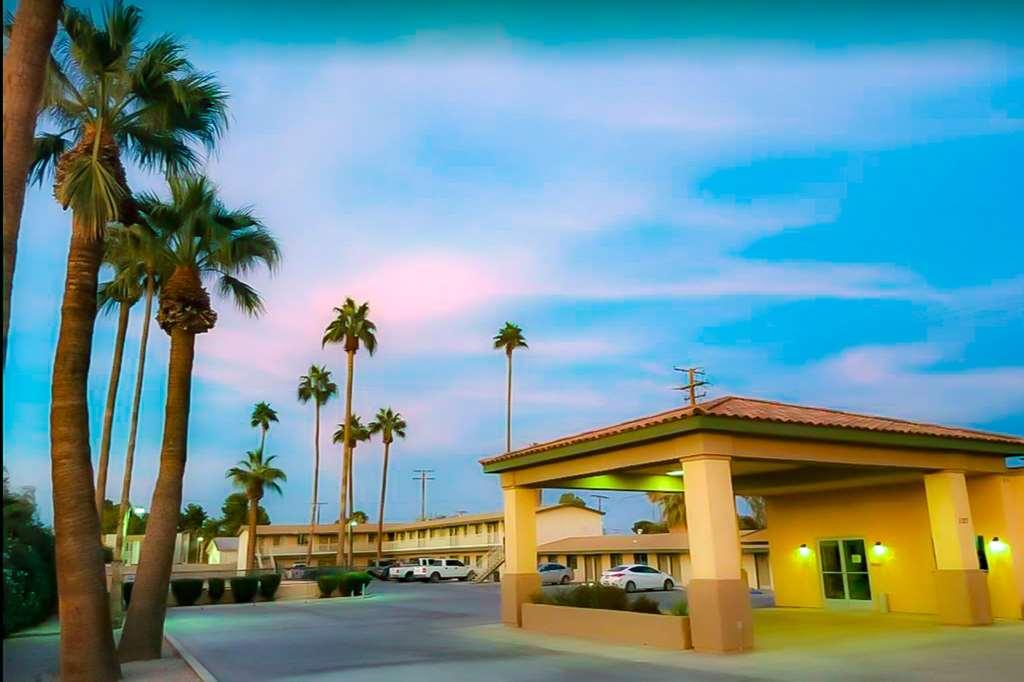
top-left (633, 553), bottom-right (648, 565)
top-left (298, 534), bottom-right (308, 545)
top-left (446, 559), bottom-right (464, 567)
top-left (271, 536), bottom-right (280, 546)
top-left (609, 553), bottom-right (622, 567)
top-left (566, 555), bottom-right (578, 569)
top-left (428, 559), bottom-right (443, 566)
top-left (977, 536), bottom-right (989, 571)
top-left (463, 555), bottom-right (471, 565)
top-left (546, 555), bottom-right (558, 563)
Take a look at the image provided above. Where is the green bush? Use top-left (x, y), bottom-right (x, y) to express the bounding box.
top-left (170, 578), bottom-right (204, 606)
top-left (123, 581), bottom-right (134, 606)
top-left (229, 576), bottom-right (259, 603)
top-left (317, 574), bottom-right (339, 597)
top-left (669, 600), bottom-right (688, 616)
top-left (259, 573), bottom-right (282, 600)
top-left (344, 571), bottom-right (372, 596)
top-left (629, 596), bottom-right (661, 614)
top-left (3, 480), bottom-right (58, 636)
top-left (530, 584), bottom-right (629, 611)
top-left (207, 577), bottom-right (225, 603)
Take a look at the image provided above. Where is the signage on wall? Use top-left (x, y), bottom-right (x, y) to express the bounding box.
top-left (1006, 456), bottom-right (1024, 469)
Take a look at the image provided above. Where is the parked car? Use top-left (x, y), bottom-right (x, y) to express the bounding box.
top-left (367, 559), bottom-right (396, 581)
top-left (599, 564), bottom-right (675, 592)
top-left (285, 562), bottom-right (309, 580)
top-left (388, 557), bottom-right (476, 582)
top-left (538, 562), bottom-right (574, 585)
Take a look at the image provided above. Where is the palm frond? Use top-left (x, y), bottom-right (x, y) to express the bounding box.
top-left (28, 134), bottom-right (71, 187)
top-left (55, 153), bottom-right (127, 237)
top-left (117, 121), bottom-right (199, 175)
top-left (216, 273), bottom-right (264, 316)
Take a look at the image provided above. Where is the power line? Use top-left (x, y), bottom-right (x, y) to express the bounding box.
top-left (673, 366), bottom-right (708, 406)
top-left (412, 469), bottom-right (435, 521)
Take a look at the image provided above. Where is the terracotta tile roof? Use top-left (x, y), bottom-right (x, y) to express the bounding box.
top-left (538, 530), bottom-right (768, 554)
top-left (481, 395), bottom-right (1024, 466)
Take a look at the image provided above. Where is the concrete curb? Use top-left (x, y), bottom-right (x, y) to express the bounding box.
top-left (164, 632), bottom-right (217, 682)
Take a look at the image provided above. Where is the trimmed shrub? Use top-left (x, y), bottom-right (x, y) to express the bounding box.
top-left (629, 596), bottom-right (661, 614)
top-left (345, 571), bottom-right (372, 596)
top-left (336, 573), bottom-right (353, 597)
top-left (259, 573), bottom-right (282, 600)
top-left (207, 577), bottom-right (225, 603)
top-left (230, 576), bottom-right (259, 603)
top-left (530, 584), bottom-right (629, 612)
top-left (317, 574), bottom-right (339, 598)
top-left (669, 600), bottom-right (688, 617)
top-left (170, 578), bottom-right (204, 606)
top-left (123, 581), bottom-right (134, 607)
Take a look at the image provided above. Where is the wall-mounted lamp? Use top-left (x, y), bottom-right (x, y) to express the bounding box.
top-left (665, 470), bottom-right (684, 477)
top-left (989, 537), bottom-right (1008, 553)
top-left (798, 543), bottom-right (812, 558)
top-left (872, 541), bottom-right (887, 557)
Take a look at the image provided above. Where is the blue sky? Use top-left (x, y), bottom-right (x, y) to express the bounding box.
top-left (3, 1), bottom-right (1022, 534)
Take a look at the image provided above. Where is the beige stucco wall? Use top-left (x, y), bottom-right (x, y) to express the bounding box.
top-left (536, 506), bottom-right (604, 544)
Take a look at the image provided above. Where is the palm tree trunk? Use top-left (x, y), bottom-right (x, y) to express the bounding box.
top-left (506, 350), bottom-right (513, 452)
top-left (2, 0), bottom-right (61, 370)
top-left (49, 215), bottom-right (122, 681)
top-left (375, 441), bottom-right (390, 562)
top-left (336, 350), bottom-right (355, 567)
top-left (246, 495), bottom-right (258, 571)
top-left (305, 402), bottom-right (321, 566)
top-left (347, 456), bottom-right (355, 566)
top-left (118, 326), bottom-right (196, 662)
top-left (260, 426), bottom-right (267, 452)
top-left (110, 275), bottom-right (154, 626)
top-left (96, 300), bottom-right (131, 518)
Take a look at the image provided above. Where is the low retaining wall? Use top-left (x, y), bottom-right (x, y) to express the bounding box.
top-left (165, 580), bottom-right (320, 607)
top-left (521, 603), bottom-right (692, 650)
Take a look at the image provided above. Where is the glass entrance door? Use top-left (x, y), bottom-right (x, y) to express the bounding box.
top-left (819, 539), bottom-right (872, 606)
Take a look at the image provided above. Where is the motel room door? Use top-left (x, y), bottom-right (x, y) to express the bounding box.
top-left (818, 538), bottom-right (872, 608)
top-left (584, 555), bottom-right (599, 582)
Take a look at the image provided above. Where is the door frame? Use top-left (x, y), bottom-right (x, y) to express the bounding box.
top-left (817, 537), bottom-right (875, 610)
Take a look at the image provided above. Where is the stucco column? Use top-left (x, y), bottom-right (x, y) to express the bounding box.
top-left (501, 486), bottom-right (541, 626)
top-left (924, 471), bottom-right (992, 625)
top-left (968, 473), bottom-right (1024, 620)
top-left (682, 455), bottom-right (754, 652)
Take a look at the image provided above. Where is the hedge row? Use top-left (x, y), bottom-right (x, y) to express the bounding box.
top-left (317, 572), bottom-right (372, 598)
top-left (154, 574), bottom-right (283, 607)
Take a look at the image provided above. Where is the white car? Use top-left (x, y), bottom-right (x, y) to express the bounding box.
top-left (388, 558), bottom-right (476, 582)
top-left (600, 564), bottom-right (675, 592)
top-left (538, 562), bottom-right (574, 585)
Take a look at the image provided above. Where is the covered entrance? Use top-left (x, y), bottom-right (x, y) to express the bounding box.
top-left (480, 395), bottom-right (1024, 653)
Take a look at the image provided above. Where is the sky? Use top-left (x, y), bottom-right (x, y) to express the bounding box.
top-left (3, 1), bottom-right (1023, 535)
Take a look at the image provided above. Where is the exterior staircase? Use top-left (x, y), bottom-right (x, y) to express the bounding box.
top-left (474, 546), bottom-right (504, 582)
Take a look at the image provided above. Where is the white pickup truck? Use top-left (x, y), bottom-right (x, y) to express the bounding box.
top-left (388, 557), bottom-right (476, 582)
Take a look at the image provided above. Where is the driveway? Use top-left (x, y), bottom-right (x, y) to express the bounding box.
top-left (163, 581), bottom-right (744, 681)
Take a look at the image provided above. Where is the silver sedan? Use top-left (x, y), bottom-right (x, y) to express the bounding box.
top-left (538, 562), bottom-right (574, 585)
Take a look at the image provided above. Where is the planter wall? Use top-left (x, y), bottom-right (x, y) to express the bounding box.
top-left (521, 603), bottom-right (692, 650)
top-left (163, 580), bottom-right (320, 607)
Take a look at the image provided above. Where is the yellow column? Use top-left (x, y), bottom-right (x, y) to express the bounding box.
top-left (968, 473), bottom-right (1024, 620)
top-left (924, 471), bottom-right (992, 625)
top-left (501, 486), bottom-right (540, 626)
top-left (682, 455), bottom-right (753, 653)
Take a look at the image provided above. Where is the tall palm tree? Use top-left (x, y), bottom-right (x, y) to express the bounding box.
top-left (109, 221), bottom-right (168, 627)
top-left (322, 298), bottom-right (376, 566)
top-left (332, 414), bottom-right (370, 566)
top-left (94, 228), bottom-right (145, 518)
top-left (250, 401), bottom-right (279, 451)
top-left (368, 408), bottom-right (406, 562)
top-left (493, 322), bottom-right (528, 453)
top-left (177, 502), bottom-right (208, 561)
top-left (648, 492), bottom-right (687, 532)
top-left (119, 176), bottom-right (278, 662)
top-left (297, 365), bottom-right (337, 565)
top-left (2, 0), bottom-right (61, 370)
top-left (226, 448), bottom-right (286, 571)
top-left (28, 4), bottom-right (227, 675)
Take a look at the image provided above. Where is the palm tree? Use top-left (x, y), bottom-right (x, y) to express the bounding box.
top-left (648, 492), bottom-right (687, 532)
top-left (177, 503), bottom-right (208, 561)
top-left (2, 0), bottom-right (61, 370)
top-left (94, 228), bottom-right (145, 518)
top-left (119, 176), bottom-right (278, 662)
top-left (742, 495), bottom-right (767, 529)
top-left (322, 298), bottom-right (376, 566)
top-left (28, 4), bottom-right (227, 674)
top-left (368, 408), bottom-right (406, 562)
top-left (226, 448), bottom-right (286, 571)
top-left (108, 221), bottom-right (168, 629)
top-left (250, 401), bottom-right (279, 451)
top-left (493, 322), bottom-right (528, 453)
top-left (332, 414), bottom-right (371, 566)
top-left (297, 365), bottom-right (337, 565)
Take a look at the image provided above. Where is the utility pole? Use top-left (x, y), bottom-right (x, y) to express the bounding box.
top-left (310, 501), bottom-right (326, 525)
top-left (590, 494), bottom-right (609, 512)
top-left (413, 469), bottom-right (435, 521)
top-left (673, 366), bottom-right (707, 406)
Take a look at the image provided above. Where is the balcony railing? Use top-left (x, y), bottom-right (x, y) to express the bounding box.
top-left (381, 533), bottom-right (502, 552)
